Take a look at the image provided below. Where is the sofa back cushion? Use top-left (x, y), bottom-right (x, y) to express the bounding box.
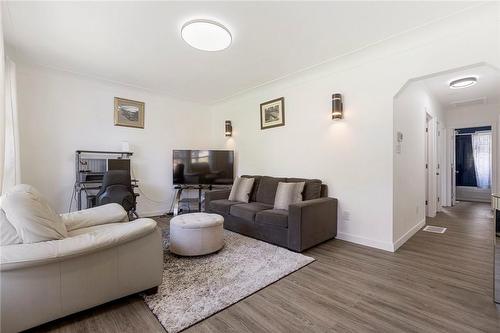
top-left (255, 176), bottom-right (286, 205)
top-left (241, 175), bottom-right (261, 202)
top-left (1, 184), bottom-right (68, 243)
top-left (286, 178), bottom-right (322, 200)
top-left (320, 184), bottom-right (328, 198)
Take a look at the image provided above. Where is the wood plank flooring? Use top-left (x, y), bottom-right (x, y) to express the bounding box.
top-left (29, 202), bottom-right (500, 332)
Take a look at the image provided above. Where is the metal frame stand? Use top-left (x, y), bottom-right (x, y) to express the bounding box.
top-left (173, 185), bottom-right (214, 216)
top-left (75, 150), bottom-right (136, 211)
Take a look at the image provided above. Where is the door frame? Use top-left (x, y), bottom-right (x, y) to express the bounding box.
top-left (451, 129), bottom-right (457, 206)
top-left (436, 120), bottom-right (444, 212)
top-left (426, 112), bottom-right (438, 218)
top-left (445, 121), bottom-right (497, 205)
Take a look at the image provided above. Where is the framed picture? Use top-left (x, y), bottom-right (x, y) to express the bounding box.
top-left (114, 97), bottom-right (145, 129)
top-left (260, 97), bottom-right (285, 129)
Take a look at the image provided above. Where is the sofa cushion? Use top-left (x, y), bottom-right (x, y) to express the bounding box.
top-left (230, 202), bottom-right (273, 222)
top-left (1, 218), bottom-right (157, 271)
top-left (241, 175), bottom-right (262, 202)
top-left (255, 176), bottom-right (286, 205)
top-left (255, 209), bottom-right (289, 228)
top-left (0, 209), bottom-right (22, 246)
top-left (209, 199), bottom-right (242, 215)
top-left (1, 184), bottom-right (68, 243)
top-left (320, 184), bottom-right (328, 198)
top-left (287, 178), bottom-right (322, 200)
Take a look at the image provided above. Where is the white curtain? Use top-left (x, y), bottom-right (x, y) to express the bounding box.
top-left (471, 131), bottom-right (492, 189)
top-left (1, 58), bottom-right (20, 194)
top-left (0, 13), bottom-right (5, 194)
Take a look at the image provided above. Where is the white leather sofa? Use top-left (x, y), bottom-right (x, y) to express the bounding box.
top-left (0, 185), bottom-right (164, 333)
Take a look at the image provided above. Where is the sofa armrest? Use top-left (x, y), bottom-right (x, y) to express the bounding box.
top-left (288, 197), bottom-right (338, 252)
top-left (61, 203), bottom-right (128, 231)
top-left (1, 218), bottom-right (157, 271)
top-left (204, 189), bottom-right (231, 211)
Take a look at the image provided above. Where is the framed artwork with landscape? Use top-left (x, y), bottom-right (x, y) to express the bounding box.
top-left (260, 97), bottom-right (285, 129)
top-left (114, 97), bottom-right (145, 129)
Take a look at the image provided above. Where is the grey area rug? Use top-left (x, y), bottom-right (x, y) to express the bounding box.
top-left (142, 228), bottom-right (314, 333)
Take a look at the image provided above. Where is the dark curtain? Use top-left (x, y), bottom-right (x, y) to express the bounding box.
top-left (456, 135), bottom-right (477, 187)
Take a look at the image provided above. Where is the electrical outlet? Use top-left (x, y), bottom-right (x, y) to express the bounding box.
top-left (343, 211), bottom-right (351, 222)
top-left (396, 143), bottom-right (402, 154)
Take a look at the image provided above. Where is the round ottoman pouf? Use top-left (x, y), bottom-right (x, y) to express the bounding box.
top-left (169, 213), bottom-right (224, 256)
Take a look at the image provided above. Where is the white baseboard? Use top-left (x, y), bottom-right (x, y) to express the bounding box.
top-left (456, 197), bottom-right (490, 203)
top-left (392, 218), bottom-right (425, 251)
top-left (337, 232), bottom-right (394, 252)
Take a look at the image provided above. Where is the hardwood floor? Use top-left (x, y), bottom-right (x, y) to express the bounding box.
top-left (29, 202), bottom-right (500, 332)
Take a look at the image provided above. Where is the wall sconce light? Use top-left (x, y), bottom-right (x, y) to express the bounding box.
top-left (332, 93), bottom-right (343, 120)
top-left (225, 120), bottom-right (232, 137)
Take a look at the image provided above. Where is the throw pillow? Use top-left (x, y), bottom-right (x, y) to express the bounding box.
top-left (274, 182), bottom-right (305, 210)
top-left (228, 177), bottom-right (255, 203)
top-left (0, 209), bottom-right (22, 246)
top-left (1, 184), bottom-right (68, 243)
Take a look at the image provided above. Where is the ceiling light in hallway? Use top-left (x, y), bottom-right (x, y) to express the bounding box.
top-left (181, 19), bottom-right (232, 51)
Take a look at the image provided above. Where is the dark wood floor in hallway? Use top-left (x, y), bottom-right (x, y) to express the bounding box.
top-left (30, 202), bottom-right (500, 333)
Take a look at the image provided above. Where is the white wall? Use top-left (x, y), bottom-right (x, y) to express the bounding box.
top-left (445, 103), bottom-right (500, 129)
top-left (444, 102), bottom-right (500, 203)
top-left (393, 81), bottom-right (445, 249)
top-left (15, 64), bottom-right (210, 216)
top-left (209, 4), bottom-right (500, 251)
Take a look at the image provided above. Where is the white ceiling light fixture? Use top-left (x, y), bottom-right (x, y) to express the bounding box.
top-left (449, 77), bottom-right (477, 89)
top-left (181, 19), bottom-right (232, 51)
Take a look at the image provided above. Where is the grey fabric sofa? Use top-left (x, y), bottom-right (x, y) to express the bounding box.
top-left (205, 175), bottom-right (337, 252)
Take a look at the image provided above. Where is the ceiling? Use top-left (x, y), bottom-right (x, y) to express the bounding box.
top-left (2, 1), bottom-right (482, 104)
top-left (422, 64), bottom-right (500, 109)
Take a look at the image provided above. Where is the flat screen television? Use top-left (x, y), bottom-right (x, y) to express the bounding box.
top-left (173, 150), bottom-right (234, 185)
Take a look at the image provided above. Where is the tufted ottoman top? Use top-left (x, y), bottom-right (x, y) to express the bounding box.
top-left (170, 213), bottom-right (224, 229)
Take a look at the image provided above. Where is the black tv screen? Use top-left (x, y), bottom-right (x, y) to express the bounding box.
top-left (173, 150), bottom-right (234, 185)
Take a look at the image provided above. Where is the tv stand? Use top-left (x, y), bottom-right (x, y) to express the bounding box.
top-left (173, 185), bottom-right (214, 216)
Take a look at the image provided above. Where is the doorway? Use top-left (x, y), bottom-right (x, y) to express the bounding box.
top-left (393, 63), bottom-right (500, 250)
top-left (454, 126), bottom-right (492, 203)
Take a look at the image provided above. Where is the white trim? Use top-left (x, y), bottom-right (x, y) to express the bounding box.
top-left (437, 121), bottom-right (445, 212)
top-left (447, 121), bottom-right (497, 205)
top-left (426, 113), bottom-right (438, 217)
top-left (393, 218), bottom-right (426, 251)
top-left (337, 232), bottom-right (394, 252)
top-left (444, 128), bottom-right (454, 206)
